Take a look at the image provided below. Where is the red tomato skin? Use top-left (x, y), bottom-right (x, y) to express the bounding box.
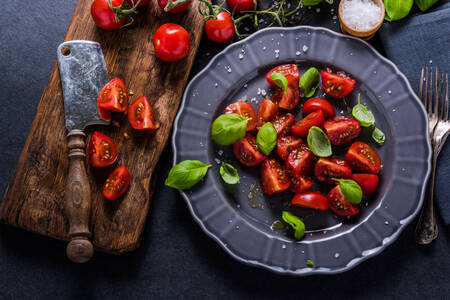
top-left (260, 159), bottom-right (291, 195)
top-left (302, 97), bottom-right (335, 118)
top-left (256, 99), bottom-right (279, 129)
top-left (324, 116), bottom-right (361, 146)
top-left (153, 24), bottom-right (190, 62)
top-left (128, 96), bottom-right (160, 130)
top-left (291, 191), bottom-right (329, 210)
top-left (225, 101), bottom-right (256, 131)
top-left (103, 166), bottom-right (131, 200)
top-left (204, 12), bottom-right (235, 43)
top-left (328, 185), bottom-right (359, 216)
top-left (233, 133), bottom-right (266, 167)
top-left (226, 0), bottom-right (255, 12)
top-left (314, 158), bottom-right (352, 184)
top-left (291, 110), bottom-right (325, 137)
top-left (272, 85), bottom-right (300, 110)
top-left (157, 0), bottom-right (192, 12)
top-left (97, 101), bottom-right (111, 122)
top-left (289, 173), bottom-right (313, 193)
top-left (321, 70), bottom-right (355, 98)
top-left (345, 142), bottom-right (381, 174)
top-left (98, 78), bottom-right (128, 112)
top-left (285, 146), bottom-right (314, 175)
top-left (276, 135), bottom-right (305, 161)
top-left (266, 64), bottom-right (299, 87)
top-left (88, 132), bottom-right (118, 167)
top-left (352, 174), bottom-right (379, 195)
top-left (272, 113), bottom-right (295, 137)
top-left (91, 0), bottom-right (126, 30)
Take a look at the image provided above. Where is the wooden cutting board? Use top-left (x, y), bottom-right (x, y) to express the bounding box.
top-left (0, 0), bottom-right (204, 254)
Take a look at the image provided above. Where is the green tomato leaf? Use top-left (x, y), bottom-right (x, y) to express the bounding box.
top-left (270, 72), bottom-right (288, 94)
top-left (335, 179), bottom-right (362, 204)
top-left (256, 122), bottom-right (277, 155)
top-left (352, 94), bottom-right (375, 127)
top-left (306, 259), bottom-right (314, 267)
top-left (372, 126), bottom-right (386, 146)
top-left (211, 113), bottom-right (247, 146)
top-left (282, 211), bottom-right (305, 240)
top-left (307, 126), bottom-right (332, 157)
top-left (384, 0), bottom-right (413, 21)
top-left (415, 0), bottom-right (438, 12)
top-left (299, 67), bottom-right (320, 98)
top-left (303, 0), bottom-right (322, 5)
top-left (219, 162), bottom-right (239, 185)
top-left (165, 160), bottom-right (211, 190)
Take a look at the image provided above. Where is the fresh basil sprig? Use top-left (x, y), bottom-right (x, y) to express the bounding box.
top-left (384, 0), bottom-right (413, 21)
top-left (165, 160), bottom-right (211, 189)
top-left (306, 259), bottom-right (314, 267)
top-left (335, 179), bottom-right (362, 205)
top-left (219, 162), bottom-right (239, 185)
top-left (415, 0), bottom-right (438, 12)
top-left (352, 94), bottom-right (375, 127)
top-left (302, 0), bottom-right (322, 5)
top-left (256, 122), bottom-right (277, 155)
top-left (299, 67), bottom-right (320, 98)
top-left (271, 72), bottom-right (288, 94)
top-left (372, 127), bottom-right (386, 146)
top-left (282, 211), bottom-right (306, 240)
top-left (307, 126), bottom-right (332, 157)
top-left (211, 113), bottom-right (247, 146)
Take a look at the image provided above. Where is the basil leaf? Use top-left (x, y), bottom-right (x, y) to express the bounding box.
top-left (372, 127), bottom-right (386, 146)
top-left (299, 67), bottom-right (320, 98)
top-left (307, 126), bottom-right (332, 157)
top-left (270, 72), bottom-right (288, 94)
top-left (165, 160), bottom-right (211, 189)
top-left (256, 122), bottom-right (277, 155)
top-left (303, 0), bottom-right (322, 5)
top-left (211, 113), bottom-right (247, 146)
top-left (352, 94), bottom-right (375, 127)
top-left (415, 0), bottom-right (438, 12)
top-left (306, 259), bottom-right (314, 267)
top-left (282, 211), bottom-right (305, 240)
top-left (219, 162), bottom-right (239, 185)
top-left (335, 179), bottom-right (362, 204)
top-left (384, 0), bottom-right (413, 21)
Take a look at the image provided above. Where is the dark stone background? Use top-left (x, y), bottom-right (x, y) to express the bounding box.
top-left (0, 0), bottom-right (448, 299)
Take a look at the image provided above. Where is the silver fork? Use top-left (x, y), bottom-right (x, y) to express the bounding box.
top-left (415, 68), bottom-right (449, 244)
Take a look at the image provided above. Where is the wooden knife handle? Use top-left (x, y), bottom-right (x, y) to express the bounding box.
top-left (65, 130), bottom-right (93, 263)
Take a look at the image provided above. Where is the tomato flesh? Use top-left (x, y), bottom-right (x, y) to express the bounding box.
top-left (98, 78), bottom-right (128, 112)
top-left (204, 11), bottom-right (235, 43)
top-left (345, 141), bottom-right (381, 174)
top-left (291, 110), bottom-right (325, 137)
top-left (314, 158), bottom-right (352, 184)
top-left (328, 185), bottom-right (359, 216)
top-left (153, 23), bottom-right (190, 62)
top-left (352, 173), bottom-right (379, 195)
top-left (289, 172), bottom-right (313, 194)
top-left (276, 135), bottom-right (305, 161)
top-left (128, 96), bottom-right (160, 130)
top-left (272, 84), bottom-right (300, 110)
top-left (97, 101), bottom-right (111, 122)
top-left (266, 64), bottom-right (299, 87)
top-left (225, 101), bottom-right (256, 131)
top-left (324, 116), bottom-right (361, 146)
top-left (291, 191), bottom-right (329, 210)
top-left (260, 159), bottom-right (290, 195)
top-left (321, 70), bottom-right (355, 98)
top-left (285, 146), bottom-right (314, 175)
top-left (302, 97), bottom-right (335, 118)
top-left (272, 113), bottom-right (295, 137)
top-left (103, 166), bottom-right (131, 200)
top-left (226, 0), bottom-right (255, 12)
top-left (157, 0), bottom-right (192, 12)
top-left (91, 0), bottom-right (126, 30)
top-left (233, 133), bottom-right (266, 167)
top-left (88, 132), bottom-right (118, 168)
top-left (256, 98), bottom-right (279, 129)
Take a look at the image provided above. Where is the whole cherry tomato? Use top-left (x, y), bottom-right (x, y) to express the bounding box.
top-left (226, 0), bottom-right (255, 13)
top-left (204, 11), bottom-right (235, 43)
top-left (91, 0), bottom-right (134, 30)
top-left (153, 23), bottom-right (190, 62)
top-left (158, 0), bottom-right (192, 12)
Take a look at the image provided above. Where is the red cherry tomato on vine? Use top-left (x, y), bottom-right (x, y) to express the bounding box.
top-left (204, 11), bottom-right (235, 43)
top-left (226, 0), bottom-right (255, 13)
top-left (153, 24), bottom-right (190, 62)
top-left (91, 0), bottom-right (131, 30)
top-left (157, 0), bottom-right (192, 12)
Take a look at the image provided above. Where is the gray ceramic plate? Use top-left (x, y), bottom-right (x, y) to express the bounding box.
top-left (172, 26), bottom-right (431, 275)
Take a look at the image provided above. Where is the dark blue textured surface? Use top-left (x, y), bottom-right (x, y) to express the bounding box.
top-left (0, 0), bottom-right (449, 299)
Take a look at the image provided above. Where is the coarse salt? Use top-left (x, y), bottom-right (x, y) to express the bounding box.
top-left (341, 0), bottom-right (381, 31)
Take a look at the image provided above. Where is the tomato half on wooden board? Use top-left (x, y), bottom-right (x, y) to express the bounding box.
top-left (272, 113), bottom-right (295, 136)
top-left (285, 146), bottom-right (314, 175)
top-left (302, 97), bottom-right (335, 118)
top-left (321, 70), bottom-right (355, 98)
top-left (98, 78), bottom-right (128, 112)
top-left (323, 116), bottom-right (361, 146)
top-left (328, 185), bottom-right (359, 217)
top-left (352, 174), bottom-right (379, 195)
top-left (233, 133), bottom-right (266, 167)
top-left (204, 11), bottom-right (235, 43)
top-left (226, 0), bottom-right (255, 13)
top-left (97, 101), bottom-right (111, 122)
top-left (260, 159), bottom-right (290, 195)
top-left (266, 64), bottom-right (299, 87)
top-left (103, 166), bottom-right (131, 200)
top-left (88, 132), bottom-right (118, 167)
top-left (289, 172), bottom-right (313, 193)
top-left (345, 142), bottom-right (381, 174)
top-left (291, 110), bottom-right (325, 137)
top-left (157, 0), bottom-right (192, 12)
top-left (225, 101), bottom-right (256, 131)
top-left (276, 135), bottom-right (305, 161)
top-left (272, 84), bottom-right (300, 110)
top-left (153, 23), bottom-right (190, 62)
top-left (256, 99), bottom-right (279, 129)
top-left (314, 158), bottom-right (352, 184)
top-left (291, 191), bottom-right (328, 210)
top-left (128, 96), bottom-right (160, 130)
top-left (91, 0), bottom-right (135, 30)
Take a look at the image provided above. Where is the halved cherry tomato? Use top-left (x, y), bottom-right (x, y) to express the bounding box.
top-left (103, 166), bottom-right (131, 200)
top-left (157, 0), bottom-right (192, 12)
top-left (328, 185), bottom-right (359, 216)
top-left (352, 174), bottom-right (379, 195)
top-left (88, 132), bottom-right (118, 168)
top-left (314, 158), bottom-right (352, 184)
top-left (204, 11), bottom-right (235, 43)
top-left (324, 116), bottom-right (361, 146)
top-left (233, 133), bottom-right (266, 167)
top-left (345, 142), bottom-right (381, 174)
top-left (321, 70), bottom-right (355, 98)
top-left (225, 101), bottom-right (256, 131)
top-left (276, 135), bottom-right (305, 161)
top-left (98, 78), bottom-right (128, 112)
top-left (91, 0), bottom-right (131, 30)
top-left (97, 101), bottom-right (111, 122)
top-left (256, 99), bottom-right (279, 129)
top-left (272, 84), bottom-right (300, 110)
top-left (272, 113), bottom-right (295, 137)
top-left (153, 23), bottom-right (190, 62)
top-left (285, 145), bottom-right (314, 175)
top-left (292, 191), bottom-right (328, 210)
top-left (266, 64), bottom-right (299, 87)
top-left (128, 96), bottom-right (160, 130)
top-left (260, 159), bottom-right (290, 195)
top-left (291, 110), bottom-right (325, 137)
top-left (226, 0), bottom-right (255, 12)
top-left (289, 172), bottom-right (313, 193)
top-left (302, 97), bottom-right (335, 118)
